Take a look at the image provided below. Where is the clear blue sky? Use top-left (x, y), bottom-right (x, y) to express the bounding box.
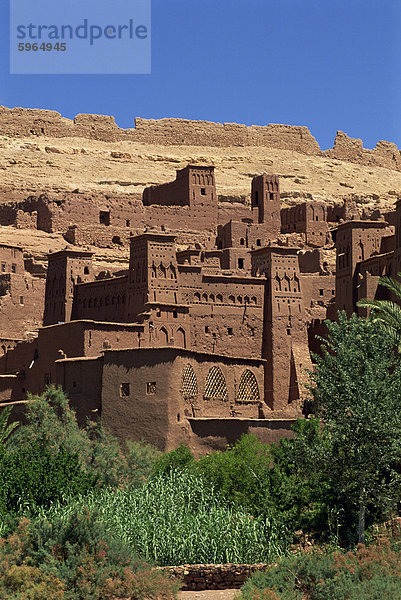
top-left (1, 0), bottom-right (400, 150)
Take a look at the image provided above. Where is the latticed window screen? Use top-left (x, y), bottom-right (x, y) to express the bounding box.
top-left (237, 370), bottom-right (260, 403)
top-left (204, 366), bottom-right (227, 402)
top-left (181, 364), bottom-right (198, 399)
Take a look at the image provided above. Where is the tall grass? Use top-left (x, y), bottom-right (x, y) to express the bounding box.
top-left (40, 470), bottom-right (283, 566)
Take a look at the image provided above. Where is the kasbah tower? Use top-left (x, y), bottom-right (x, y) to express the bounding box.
top-left (0, 106), bottom-right (400, 453)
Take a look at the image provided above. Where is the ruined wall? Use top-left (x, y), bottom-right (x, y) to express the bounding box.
top-left (2, 106), bottom-right (400, 170)
top-left (0, 107), bottom-right (320, 154)
top-left (325, 131), bottom-right (401, 171)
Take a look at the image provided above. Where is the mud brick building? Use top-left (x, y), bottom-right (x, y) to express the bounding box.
top-left (0, 243), bottom-right (45, 354)
top-left (0, 168), bottom-right (343, 452)
top-left (281, 202), bottom-right (329, 247)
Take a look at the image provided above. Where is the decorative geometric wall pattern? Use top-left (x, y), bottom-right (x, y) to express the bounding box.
top-left (181, 363), bottom-right (198, 399)
top-left (204, 366), bottom-right (228, 401)
top-left (237, 369), bottom-right (260, 403)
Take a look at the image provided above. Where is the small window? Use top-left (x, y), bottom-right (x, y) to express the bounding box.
top-left (238, 258), bottom-right (244, 269)
top-left (120, 382), bottom-right (130, 397)
top-left (287, 328), bottom-right (291, 335)
top-left (126, 219), bottom-right (130, 227)
top-left (256, 239), bottom-right (261, 246)
top-left (332, 290), bottom-right (335, 295)
top-left (205, 326), bottom-right (210, 334)
top-left (1, 263), bottom-right (5, 272)
top-left (173, 310), bottom-right (178, 319)
top-left (11, 264), bottom-right (16, 273)
top-left (200, 187), bottom-right (206, 195)
top-left (240, 238), bottom-right (245, 246)
top-left (146, 382), bottom-right (156, 395)
top-left (319, 289), bottom-right (324, 296)
top-left (84, 266), bottom-right (89, 275)
top-left (99, 210), bottom-right (110, 226)
top-left (19, 296), bottom-right (24, 305)
top-left (227, 327), bottom-right (233, 335)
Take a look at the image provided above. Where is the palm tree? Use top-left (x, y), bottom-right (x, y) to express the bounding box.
top-left (357, 274), bottom-right (401, 352)
top-left (0, 405), bottom-right (18, 446)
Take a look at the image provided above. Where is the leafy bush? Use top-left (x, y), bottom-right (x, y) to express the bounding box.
top-left (0, 511), bottom-right (178, 600)
top-left (41, 470), bottom-right (283, 566)
top-left (240, 537), bottom-right (401, 600)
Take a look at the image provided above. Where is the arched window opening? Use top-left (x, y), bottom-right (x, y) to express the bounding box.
top-left (176, 327), bottom-right (186, 348)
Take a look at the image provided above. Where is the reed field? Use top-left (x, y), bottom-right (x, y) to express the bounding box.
top-left (40, 470), bottom-right (283, 566)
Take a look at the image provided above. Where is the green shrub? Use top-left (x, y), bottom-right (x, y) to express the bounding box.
top-left (240, 537), bottom-right (401, 600)
top-left (41, 470), bottom-right (283, 566)
top-left (0, 511), bottom-right (178, 600)
top-left (125, 439), bottom-right (162, 486)
top-left (0, 442), bottom-right (95, 532)
top-left (196, 434), bottom-right (273, 516)
top-left (9, 387), bottom-right (160, 489)
top-left (153, 442), bottom-right (195, 475)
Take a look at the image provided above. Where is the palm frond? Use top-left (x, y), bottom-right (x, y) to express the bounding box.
top-left (376, 275), bottom-right (401, 300)
top-left (357, 299), bottom-right (401, 326)
top-left (0, 405), bottom-right (19, 445)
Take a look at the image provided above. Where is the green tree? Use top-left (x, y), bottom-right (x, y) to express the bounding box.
top-left (357, 273), bottom-right (401, 351)
top-left (306, 312), bottom-right (401, 543)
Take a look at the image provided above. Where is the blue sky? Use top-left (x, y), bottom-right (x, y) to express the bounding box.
top-left (1, 0), bottom-right (400, 150)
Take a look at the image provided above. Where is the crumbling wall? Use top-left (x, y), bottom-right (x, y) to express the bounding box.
top-left (324, 131), bottom-right (401, 171)
top-left (2, 106), bottom-right (400, 170)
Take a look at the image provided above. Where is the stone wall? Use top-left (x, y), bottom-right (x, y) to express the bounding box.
top-left (158, 563), bottom-right (271, 590)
